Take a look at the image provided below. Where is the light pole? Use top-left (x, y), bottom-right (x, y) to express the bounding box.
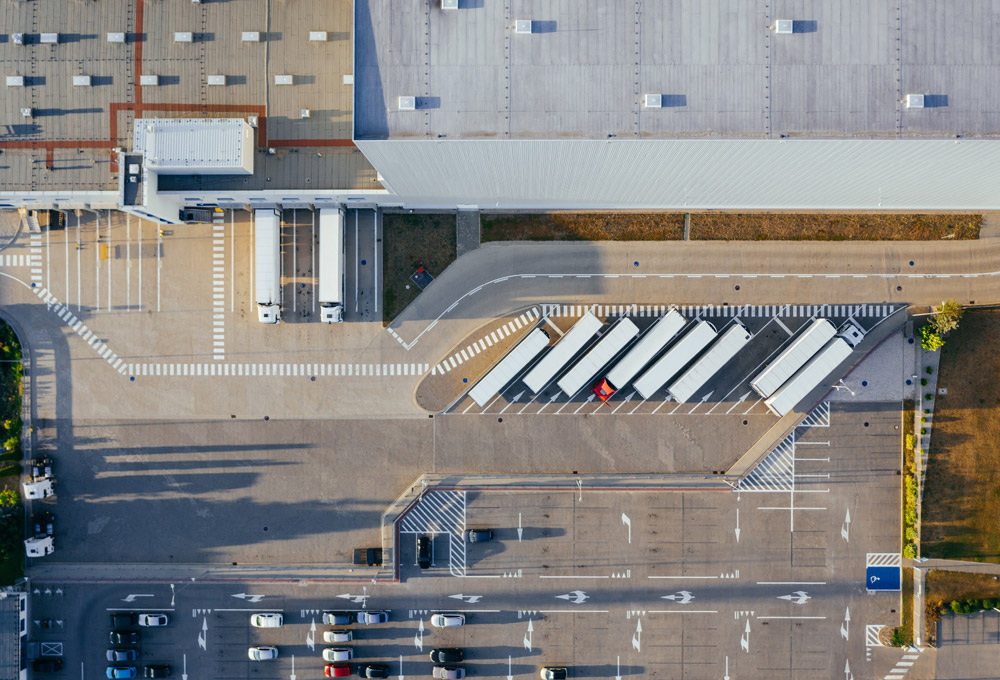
top-left (832, 379), bottom-right (856, 397)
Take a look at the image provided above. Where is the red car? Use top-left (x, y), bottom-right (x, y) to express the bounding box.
top-left (325, 665), bottom-right (350, 678)
top-left (593, 379), bottom-right (615, 403)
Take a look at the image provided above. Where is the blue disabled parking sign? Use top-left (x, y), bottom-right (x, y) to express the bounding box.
top-left (866, 566), bottom-right (901, 591)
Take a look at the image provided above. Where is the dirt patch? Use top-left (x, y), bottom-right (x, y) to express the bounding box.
top-left (381, 213), bottom-right (457, 325)
top-left (924, 569), bottom-right (1000, 646)
top-left (482, 213), bottom-right (685, 242)
top-left (479, 212), bottom-right (981, 242)
top-left (689, 213), bottom-right (980, 240)
top-left (921, 309), bottom-right (1000, 562)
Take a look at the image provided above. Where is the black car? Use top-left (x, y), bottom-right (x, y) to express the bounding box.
top-left (110, 613), bottom-right (138, 627)
top-left (144, 665), bottom-right (172, 678)
top-left (107, 649), bottom-right (137, 662)
top-left (32, 658), bottom-right (64, 672)
top-left (322, 611), bottom-right (354, 626)
top-left (417, 536), bottom-right (431, 569)
top-left (110, 630), bottom-right (140, 645)
top-left (358, 664), bottom-right (390, 679)
top-left (465, 529), bottom-right (493, 543)
top-left (430, 649), bottom-right (464, 664)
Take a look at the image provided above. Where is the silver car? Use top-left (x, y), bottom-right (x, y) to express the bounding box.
top-left (323, 630), bottom-right (353, 643)
top-left (250, 613), bottom-right (283, 628)
top-left (248, 646), bottom-right (278, 661)
top-left (323, 648), bottom-right (353, 662)
top-left (433, 667), bottom-right (466, 679)
top-left (430, 613), bottom-right (464, 628)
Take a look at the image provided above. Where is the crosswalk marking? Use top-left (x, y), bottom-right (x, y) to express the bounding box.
top-left (127, 362), bottom-right (430, 379)
top-left (435, 307), bottom-right (541, 375)
top-left (211, 213), bottom-right (225, 360)
top-left (31, 286), bottom-right (128, 375)
top-left (738, 432), bottom-right (795, 492)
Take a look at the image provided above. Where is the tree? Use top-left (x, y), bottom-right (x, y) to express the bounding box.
top-left (0, 489), bottom-right (16, 507)
top-left (921, 325), bottom-right (945, 351)
top-left (931, 299), bottom-right (964, 336)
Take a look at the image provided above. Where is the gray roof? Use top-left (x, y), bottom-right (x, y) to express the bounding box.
top-left (356, 138), bottom-right (1000, 210)
top-left (355, 0), bottom-right (1000, 140)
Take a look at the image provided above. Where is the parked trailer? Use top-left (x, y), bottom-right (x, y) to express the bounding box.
top-left (633, 320), bottom-right (717, 400)
top-left (667, 322), bottom-right (753, 403)
top-left (468, 328), bottom-right (551, 407)
top-left (254, 208), bottom-right (281, 324)
top-left (557, 318), bottom-right (639, 396)
top-left (764, 336), bottom-right (853, 416)
top-left (750, 318), bottom-right (836, 398)
top-left (595, 310), bottom-right (687, 401)
top-left (319, 207), bottom-right (346, 323)
top-left (523, 312), bottom-right (603, 393)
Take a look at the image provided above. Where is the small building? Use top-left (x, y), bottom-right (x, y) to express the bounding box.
top-left (132, 118), bottom-right (254, 175)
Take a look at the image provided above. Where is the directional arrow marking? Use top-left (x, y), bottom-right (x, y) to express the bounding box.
top-left (844, 659), bottom-right (853, 680)
top-left (337, 593), bottom-right (368, 604)
top-left (841, 509), bottom-right (851, 542)
top-left (615, 655), bottom-right (621, 680)
top-left (232, 592), bottom-right (265, 603)
top-left (449, 594), bottom-right (483, 604)
top-left (621, 513), bottom-right (632, 544)
top-left (632, 619), bottom-right (642, 653)
top-left (197, 617), bottom-right (207, 650)
top-left (777, 591), bottom-right (811, 605)
top-left (524, 619), bottom-right (533, 651)
top-left (122, 594), bottom-right (154, 602)
top-left (307, 619), bottom-right (316, 651)
top-left (555, 590), bottom-right (589, 604)
top-left (508, 656), bottom-right (513, 680)
top-left (181, 654), bottom-right (188, 680)
top-left (740, 619), bottom-right (750, 653)
top-left (841, 607), bottom-right (850, 641)
top-left (517, 513), bottom-right (523, 542)
top-left (723, 656), bottom-right (730, 680)
top-left (735, 508), bottom-right (741, 543)
top-left (661, 591), bottom-right (694, 604)
top-left (414, 619), bottom-right (424, 651)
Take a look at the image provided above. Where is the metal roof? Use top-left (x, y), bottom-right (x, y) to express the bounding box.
top-left (133, 119), bottom-right (252, 174)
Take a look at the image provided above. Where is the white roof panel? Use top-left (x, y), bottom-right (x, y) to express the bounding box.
top-left (133, 118), bottom-right (253, 175)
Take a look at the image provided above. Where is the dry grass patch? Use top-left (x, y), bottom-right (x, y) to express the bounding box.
top-left (924, 570), bottom-right (1000, 646)
top-left (689, 213), bottom-right (980, 240)
top-left (482, 213), bottom-right (685, 242)
top-left (921, 309), bottom-right (1000, 562)
top-left (382, 213), bottom-right (457, 325)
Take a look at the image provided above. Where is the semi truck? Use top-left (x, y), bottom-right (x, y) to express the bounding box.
top-left (666, 321), bottom-right (753, 403)
top-left (468, 327), bottom-right (551, 407)
top-left (523, 312), bottom-right (603, 394)
top-left (557, 317), bottom-right (639, 396)
top-left (750, 318), bottom-right (836, 398)
top-left (633, 320), bottom-right (717, 400)
top-left (319, 207), bottom-right (346, 323)
top-left (254, 209), bottom-right (281, 324)
top-left (593, 309), bottom-right (686, 402)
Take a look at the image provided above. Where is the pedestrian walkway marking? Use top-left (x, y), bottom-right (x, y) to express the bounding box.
top-left (798, 401), bottom-right (831, 429)
top-left (883, 647), bottom-right (922, 680)
top-left (211, 215), bottom-right (225, 360)
top-left (867, 553), bottom-right (902, 567)
top-left (29, 235), bottom-right (43, 282)
top-left (432, 308), bottom-right (540, 375)
top-left (127, 362), bottom-right (430, 378)
top-left (398, 490), bottom-right (468, 577)
top-left (0, 253), bottom-right (31, 267)
top-left (31, 286), bottom-right (128, 375)
top-left (738, 432), bottom-right (795, 493)
top-left (866, 624), bottom-right (885, 647)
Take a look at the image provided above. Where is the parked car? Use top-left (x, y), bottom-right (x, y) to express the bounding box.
top-left (31, 512), bottom-right (54, 537)
top-left (323, 630), bottom-right (352, 643)
top-left (430, 649), bottom-right (464, 664)
top-left (465, 529), bottom-right (493, 543)
top-left (358, 611), bottom-right (389, 625)
top-left (248, 646), bottom-right (279, 661)
top-left (109, 613), bottom-right (137, 627)
top-left (32, 659), bottom-right (64, 672)
top-left (106, 667), bottom-right (137, 679)
top-left (107, 649), bottom-right (137, 662)
top-left (109, 631), bottom-right (139, 645)
top-left (323, 648), bottom-right (353, 662)
top-left (325, 664), bottom-right (351, 678)
top-left (430, 613), bottom-right (464, 628)
top-left (250, 613), bottom-right (283, 628)
top-left (540, 668), bottom-right (568, 680)
top-left (323, 611), bottom-right (354, 626)
top-left (358, 664), bottom-right (390, 679)
top-left (433, 667), bottom-right (465, 679)
top-left (143, 665), bottom-right (172, 678)
top-left (417, 536), bottom-right (431, 569)
top-left (138, 613), bottom-right (169, 627)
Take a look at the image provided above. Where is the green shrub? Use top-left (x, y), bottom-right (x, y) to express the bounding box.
top-left (903, 544), bottom-right (916, 559)
top-left (926, 366), bottom-right (934, 375)
top-left (905, 527), bottom-right (917, 542)
top-left (905, 433), bottom-right (915, 450)
top-left (920, 416), bottom-right (927, 423)
top-left (926, 393), bottom-right (934, 401)
top-left (921, 378), bottom-right (928, 386)
top-left (924, 408), bottom-right (930, 415)
top-left (951, 600), bottom-right (963, 614)
top-left (891, 627), bottom-right (906, 646)
top-left (921, 326), bottom-right (945, 351)
top-left (920, 428), bottom-right (927, 435)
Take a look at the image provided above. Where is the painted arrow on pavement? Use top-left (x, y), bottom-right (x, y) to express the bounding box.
top-left (122, 594), bottom-right (154, 602)
top-left (841, 509), bottom-right (851, 542)
top-left (777, 591), bottom-right (811, 605)
top-left (524, 619), bottom-right (533, 651)
top-left (556, 590), bottom-right (589, 604)
top-left (198, 617), bottom-right (207, 650)
top-left (232, 593), bottom-right (265, 603)
top-left (449, 594), bottom-right (483, 604)
top-left (841, 607), bottom-right (850, 641)
top-left (337, 593), bottom-right (368, 603)
top-left (661, 591), bottom-right (694, 604)
top-left (632, 619), bottom-right (642, 652)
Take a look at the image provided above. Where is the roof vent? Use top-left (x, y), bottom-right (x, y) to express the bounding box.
top-left (442, 0), bottom-right (458, 9)
top-left (905, 94), bottom-right (925, 109)
top-left (40, 33), bottom-right (59, 44)
top-left (12, 33), bottom-right (24, 45)
top-left (644, 94), bottom-right (662, 108)
top-left (107, 32), bottom-right (126, 43)
top-left (139, 74), bottom-right (159, 86)
top-left (72, 75), bottom-right (91, 87)
top-left (275, 75), bottom-right (294, 86)
top-left (300, 109), bottom-right (311, 119)
top-left (248, 115), bottom-right (259, 127)
top-left (6, 76), bottom-right (24, 87)
top-left (242, 31), bottom-right (260, 42)
top-left (775, 20), bottom-right (793, 34)
top-left (207, 75), bottom-right (226, 86)
top-left (309, 31), bottom-right (328, 41)
top-left (515, 20), bottom-right (532, 34)
top-left (398, 96), bottom-right (416, 111)
top-left (21, 108), bottom-right (32, 118)
top-left (174, 32), bottom-right (194, 43)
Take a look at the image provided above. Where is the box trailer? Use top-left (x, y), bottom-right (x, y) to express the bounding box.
top-left (595, 309), bottom-right (686, 401)
top-left (468, 328), bottom-right (550, 407)
top-left (319, 207), bottom-right (346, 323)
top-left (254, 209), bottom-right (281, 323)
top-left (557, 317), bottom-right (639, 396)
top-left (667, 321), bottom-right (753, 403)
top-left (764, 336), bottom-right (853, 416)
top-left (633, 320), bottom-right (717, 400)
top-left (523, 312), bottom-right (603, 394)
top-left (750, 318), bottom-right (836, 398)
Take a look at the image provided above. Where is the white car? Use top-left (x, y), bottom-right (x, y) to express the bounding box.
top-left (358, 611), bottom-right (389, 625)
top-left (138, 613), bottom-right (169, 627)
top-left (250, 613), bottom-right (283, 628)
top-left (430, 613), bottom-right (465, 628)
top-left (323, 630), bottom-right (353, 643)
top-left (248, 646), bottom-right (279, 661)
top-left (323, 648), bottom-right (353, 662)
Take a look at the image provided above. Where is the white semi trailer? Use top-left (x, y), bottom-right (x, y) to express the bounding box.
top-left (254, 208), bottom-right (281, 324)
top-left (594, 309), bottom-right (687, 401)
top-left (750, 318), bottom-right (836, 398)
top-left (667, 321), bottom-right (753, 403)
top-left (319, 207), bottom-right (346, 323)
top-left (523, 312), bottom-right (603, 394)
top-left (633, 320), bottom-right (717, 400)
top-left (468, 327), bottom-right (551, 407)
top-left (556, 317), bottom-right (639, 396)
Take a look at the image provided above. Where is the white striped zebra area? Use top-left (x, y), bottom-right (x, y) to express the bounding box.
top-left (432, 307), bottom-right (540, 375)
top-left (31, 286), bottom-right (128, 375)
top-left (883, 650), bottom-right (921, 680)
top-left (538, 303), bottom-right (899, 320)
top-left (399, 490), bottom-right (466, 537)
top-left (737, 432), bottom-right (796, 493)
top-left (128, 362), bottom-right (430, 379)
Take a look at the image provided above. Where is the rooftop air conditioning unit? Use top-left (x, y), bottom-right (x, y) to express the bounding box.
top-left (6, 76), bottom-right (25, 87)
top-left (242, 31), bottom-right (260, 42)
top-left (12, 33), bottom-right (24, 45)
top-left (775, 20), bottom-right (793, 34)
top-left (207, 75), bottom-right (226, 86)
top-left (174, 32), bottom-right (194, 43)
top-left (248, 115), bottom-right (259, 127)
top-left (40, 33), bottom-right (59, 44)
top-left (275, 75), bottom-right (294, 85)
top-left (644, 94), bottom-right (662, 108)
top-left (139, 74), bottom-right (159, 86)
top-left (398, 96), bottom-right (416, 110)
top-left (72, 75), bottom-right (91, 87)
top-left (905, 94), bottom-right (925, 109)
top-left (107, 32), bottom-right (126, 43)
top-left (21, 108), bottom-right (32, 118)
top-left (300, 109), bottom-right (311, 119)
top-left (515, 20), bottom-right (532, 34)
top-left (442, 0), bottom-right (458, 9)
top-left (309, 31), bottom-right (328, 41)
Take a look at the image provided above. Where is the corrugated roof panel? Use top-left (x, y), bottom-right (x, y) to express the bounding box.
top-left (133, 118), bottom-right (253, 175)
